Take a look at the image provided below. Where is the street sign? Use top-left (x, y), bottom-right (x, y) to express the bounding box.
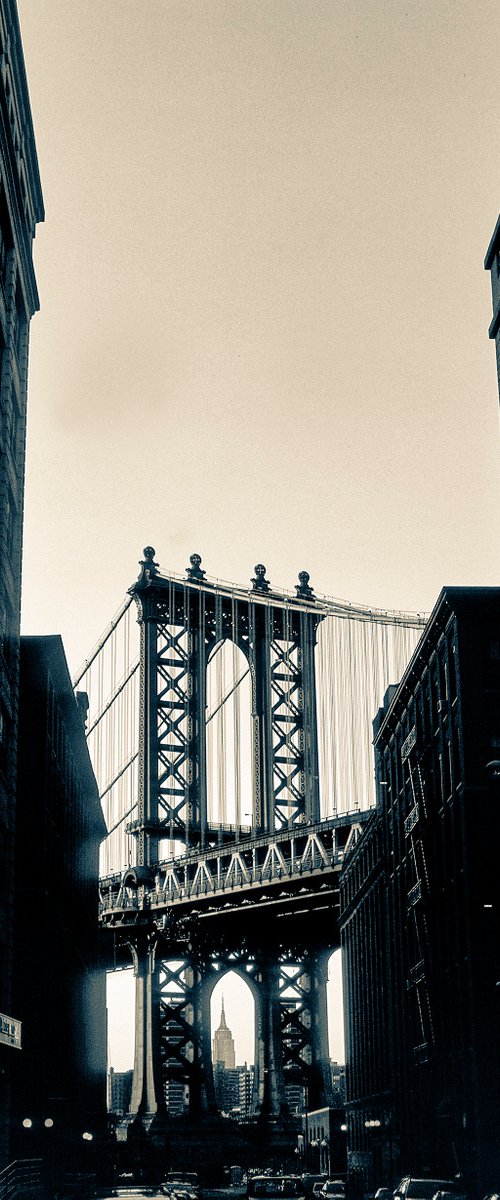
top-left (0, 1012), bottom-right (22, 1049)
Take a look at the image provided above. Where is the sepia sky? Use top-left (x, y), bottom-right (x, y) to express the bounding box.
top-left (16, 0), bottom-right (500, 1067)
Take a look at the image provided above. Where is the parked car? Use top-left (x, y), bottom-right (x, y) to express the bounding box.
top-left (96, 1191), bottom-right (166, 1200)
top-left (321, 1182), bottom-right (345, 1200)
top-left (433, 1191), bottom-right (468, 1200)
top-left (373, 1190), bottom-right (393, 1200)
top-left (394, 1181), bottom-right (458, 1200)
top-left (301, 1176), bottom-right (327, 1199)
top-left (162, 1175), bottom-right (200, 1200)
top-left (247, 1176), bottom-right (306, 1200)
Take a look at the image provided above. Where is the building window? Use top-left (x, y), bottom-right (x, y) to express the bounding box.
top-left (0, 192), bottom-right (11, 282)
top-left (0, 220), bottom-right (7, 281)
top-left (0, 701), bottom-right (8, 771)
top-left (6, 491), bottom-right (16, 554)
top-left (15, 286), bottom-right (26, 363)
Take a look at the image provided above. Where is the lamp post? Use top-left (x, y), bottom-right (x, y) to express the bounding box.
top-left (21, 1116), bottom-right (56, 1195)
top-left (295, 1134), bottom-right (305, 1173)
top-left (320, 1137), bottom-right (330, 1176)
top-left (364, 1119), bottom-right (382, 1190)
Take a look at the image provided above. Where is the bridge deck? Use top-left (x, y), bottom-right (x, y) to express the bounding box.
top-left (99, 809), bottom-right (373, 929)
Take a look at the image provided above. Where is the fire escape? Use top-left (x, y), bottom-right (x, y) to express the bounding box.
top-left (402, 726), bottom-right (434, 1066)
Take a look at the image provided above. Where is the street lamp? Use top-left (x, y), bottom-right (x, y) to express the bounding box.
top-left (364, 1118), bottom-right (382, 1190)
top-left (320, 1137), bottom-right (330, 1176)
top-left (296, 1133), bottom-right (305, 1173)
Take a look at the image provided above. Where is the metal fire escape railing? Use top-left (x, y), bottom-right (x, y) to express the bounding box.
top-left (402, 730), bottom-right (434, 1061)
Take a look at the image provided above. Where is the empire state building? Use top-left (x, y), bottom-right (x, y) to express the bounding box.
top-left (212, 998), bottom-right (236, 1068)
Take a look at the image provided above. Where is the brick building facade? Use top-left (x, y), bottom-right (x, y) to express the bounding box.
top-left (12, 636), bottom-right (107, 1177)
top-left (340, 588), bottom-right (500, 1194)
top-left (0, 0), bottom-right (43, 1168)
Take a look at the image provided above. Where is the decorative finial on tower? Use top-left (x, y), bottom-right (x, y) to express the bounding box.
top-left (296, 570), bottom-right (315, 600)
top-left (251, 564), bottom-right (270, 593)
top-left (186, 553), bottom-right (206, 582)
top-left (133, 546), bottom-right (159, 588)
top-left (143, 546), bottom-right (158, 569)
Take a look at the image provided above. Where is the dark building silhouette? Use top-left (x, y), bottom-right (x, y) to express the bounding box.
top-left (0, 0), bottom-right (43, 1168)
top-left (340, 588), bottom-right (500, 1194)
top-left (330, 1062), bottom-right (346, 1108)
top-left (238, 1063), bottom-right (255, 1117)
top-left (485, 214), bottom-right (500, 401)
top-left (108, 1069), bottom-right (134, 1118)
top-left (306, 1106), bottom-right (347, 1177)
top-left (12, 637), bottom-right (107, 1173)
top-left (213, 1063), bottom-right (240, 1115)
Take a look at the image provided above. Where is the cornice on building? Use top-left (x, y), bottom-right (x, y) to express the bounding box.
top-left (0, 0), bottom-right (44, 316)
top-left (372, 586), bottom-right (500, 746)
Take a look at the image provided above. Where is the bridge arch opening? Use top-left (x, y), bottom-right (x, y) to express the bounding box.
top-left (106, 968), bottom-right (135, 1085)
top-left (210, 969), bottom-right (256, 1118)
top-left (326, 948), bottom-right (345, 1077)
top-left (206, 639), bottom-right (254, 829)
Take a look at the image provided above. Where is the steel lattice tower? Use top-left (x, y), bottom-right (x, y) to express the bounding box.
top-left (96, 550), bottom-right (425, 1140)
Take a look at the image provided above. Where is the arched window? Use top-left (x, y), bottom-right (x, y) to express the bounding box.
top-left (210, 970), bottom-right (256, 1117)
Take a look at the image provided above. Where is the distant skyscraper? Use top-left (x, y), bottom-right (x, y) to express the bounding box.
top-left (212, 998), bottom-right (236, 1068)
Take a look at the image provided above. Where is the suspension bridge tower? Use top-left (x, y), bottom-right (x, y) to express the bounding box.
top-left (104, 548), bottom-right (340, 1143)
top-left (94, 548), bottom-right (426, 1160)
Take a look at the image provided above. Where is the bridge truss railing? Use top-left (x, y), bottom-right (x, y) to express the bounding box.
top-left (98, 810), bottom-right (370, 920)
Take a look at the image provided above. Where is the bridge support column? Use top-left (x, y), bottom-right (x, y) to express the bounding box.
top-left (128, 933), bottom-right (166, 1133)
top-left (278, 951), bottom-right (333, 1114)
top-left (256, 954), bottom-right (287, 1119)
top-left (306, 951), bottom-right (334, 1111)
top-left (184, 958), bottom-right (217, 1118)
